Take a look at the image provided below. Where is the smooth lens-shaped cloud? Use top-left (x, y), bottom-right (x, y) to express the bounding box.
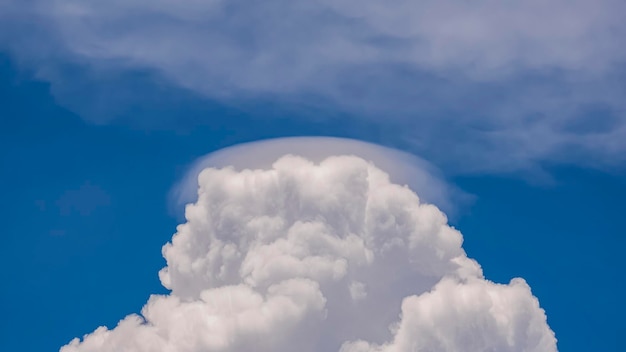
top-left (170, 137), bottom-right (465, 217)
top-left (62, 155), bottom-right (557, 352)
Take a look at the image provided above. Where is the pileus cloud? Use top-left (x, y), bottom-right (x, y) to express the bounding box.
top-left (62, 153), bottom-right (556, 351)
top-left (171, 137), bottom-right (466, 217)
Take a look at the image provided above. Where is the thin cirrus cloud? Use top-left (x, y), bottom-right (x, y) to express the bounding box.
top-left (55, 182), bottom-right (111, 217)
top-left (61, 153), bottom-right (557, 352)
top-left (2, 0), bottom-right (626, 173)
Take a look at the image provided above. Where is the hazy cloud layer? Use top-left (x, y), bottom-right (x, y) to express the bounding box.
top-left (3, 0), bottom-right (624, 172)
top-left (61, 155), bottom-right (556, 351)
top-left (56, 182), bottom-right (111, 217)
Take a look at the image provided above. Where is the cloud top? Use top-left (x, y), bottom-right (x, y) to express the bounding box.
top-left (171, 137), bottom-right (463, 216)
top-left (62, 154), bottom-right (557, 352)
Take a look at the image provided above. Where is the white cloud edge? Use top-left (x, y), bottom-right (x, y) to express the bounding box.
top-left (169, 137), bottom-right (468, 217)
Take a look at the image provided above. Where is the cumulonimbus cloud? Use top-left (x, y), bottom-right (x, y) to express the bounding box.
top-left (62, 152), bottom-right (557, 352)
top-left (2, 0), bottom-right (626, 173)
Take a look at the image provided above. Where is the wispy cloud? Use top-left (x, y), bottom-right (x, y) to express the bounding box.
top-left (56, 182), bottom-right (111, 217)
top-left (2, 0), bottom-right (625, 173)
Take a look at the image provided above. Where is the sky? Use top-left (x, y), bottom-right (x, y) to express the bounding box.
top-left (0, 1), bottom-right (625, 351)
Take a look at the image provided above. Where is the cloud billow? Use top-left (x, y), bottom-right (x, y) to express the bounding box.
top-left (61, 155), bottom-right (556, 352)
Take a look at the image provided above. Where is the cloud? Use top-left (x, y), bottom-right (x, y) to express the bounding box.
top-left (61, 154), bottom-right (556, 352)
top-left (2, 0), bottom-right (626, 173)
top-left (17, 0), bottom-right (626, 82)
top-left (56, 182), bottom-right (111, 217)
top-left (170, 137), bottom-right (467, 217)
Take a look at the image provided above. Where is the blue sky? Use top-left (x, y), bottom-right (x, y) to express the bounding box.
top-left (1, 1), bottom-right (625, 351)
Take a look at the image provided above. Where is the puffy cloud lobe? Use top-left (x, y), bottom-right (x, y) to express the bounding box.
top-left (61, 155), bottom-right (557, 352)
top-left (341, 278), bottom-right (555, 352)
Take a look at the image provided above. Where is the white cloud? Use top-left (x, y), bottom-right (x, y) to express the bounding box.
top-left (61, 154), bottom-right (556, 352)
top-left (26, 0), bottom-right (626, 85)
top-left (2, 0), bottom-right (625, 172)
top-left (170, 137), bottom-right (466, 217)
top-left (341, 278), bottom-right (556, 352)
